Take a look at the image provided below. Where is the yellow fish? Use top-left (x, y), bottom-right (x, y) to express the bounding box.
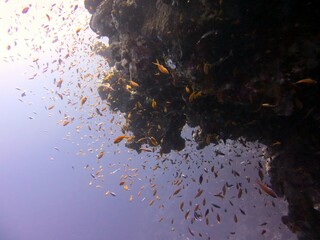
top-left (152, 59), bottom-right (169, 74)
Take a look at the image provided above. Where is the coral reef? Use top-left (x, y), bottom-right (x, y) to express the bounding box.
top-left (85, 0), bottom-right (320, 239)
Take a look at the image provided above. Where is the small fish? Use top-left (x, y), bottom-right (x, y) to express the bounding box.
top-left (113, 135), bottom-right (128, 144)
top-left (149, 199), bottom-right (155, 206)
top-left (188, 227), bottom-right (194, 236)
top-left (256, 180), bottom-right (277, 198)
top-left (199, 174), bottom-right (203, 184)
top-left (109, 191), bottom-right (116, 197)
top-left (22, 6), bottom-right (30, 14)
top-left (151, 99), bottom-right (157, 109)
top-left (153, 59), bottom-right (169, 74)
top-left (110, 168), bottom-right (121, 174)
top-left (195, 189), bottom-right (204, 198)
top-left (194, 204), bottom-right (200, 212)
top-left (188, 91), bottom-right (202, 102)
top-left (214, 193), bottom-right (224, 199)
top-left (179, 202), bottom-right (184, 212)
top-left (62, 120), bottom-right (70, 126)
top-left (211, 203), bottom-right (221, 208)
top-left (294, 78), bottom-right (317, 85)
top-left (194, 211), bottom-right (202, 221)
top-left (258, 169), bottom-right (264, 181)
top-left (271, 141), bottom-right (281, 146)
top-left (149, 136), bottom-right (158, 146)
top-left (239, 208), bottom-right (246, 215)
top-left (233, 214), bottom-right (238, 223)
top-left (80, 96), bottom-right (87, 106)
top-left (57, 79), bottom-right (63, 88)
top-left (95, 168), bottom-right (103, 176)
top-left (237, 188), bottom-right (243, 198)
top-left (184, 210), bottom-right (190, 220)
top-left (217, 214), bottom-right (221, 224)
top-left (173, 188), bottom-right (182, 196)
top-left (129, 195), bottom-right (133, 202)
top-left (261, 103), bottom-right (276, 108)
top-left (205, 209), bottom-right (209, 217)
top-left (97, 151), bottom-right (104, 160)
top-left (197, 30), bottom-right (215, 45)
top-left (130, 80), bottom-right (139, 87)
top-left (76, 28), bottom-right (81, 35)
top-left (139, 147), bottom-right (152, 152)
top-left (96, 108), bottom-right (103, 116)
top-left (214, 150), bottom-right (225, 156)
top-left (123, 185), bottom-right (129, 191)
top-left (202, 198), bottom-right (206, 206)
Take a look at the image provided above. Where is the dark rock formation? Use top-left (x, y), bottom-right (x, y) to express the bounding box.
top-left (85, 0), bottom-right (320, 239)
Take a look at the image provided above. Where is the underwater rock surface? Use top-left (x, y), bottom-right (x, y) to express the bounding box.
top-left (85, 0), bottom-right (320, 239)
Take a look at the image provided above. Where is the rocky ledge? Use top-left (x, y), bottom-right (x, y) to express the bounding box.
top-left (84, 0), bottom-right (320, 239)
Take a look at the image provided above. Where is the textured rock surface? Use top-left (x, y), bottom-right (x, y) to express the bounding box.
top-left (85, 0), bottom-right (320, 239)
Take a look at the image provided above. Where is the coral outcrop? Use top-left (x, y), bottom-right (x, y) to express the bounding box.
top-left (85, 0), bottom-right (320, 239)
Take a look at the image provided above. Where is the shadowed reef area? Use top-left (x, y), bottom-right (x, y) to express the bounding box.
top-left (84, 0), bottom-right (320, 239)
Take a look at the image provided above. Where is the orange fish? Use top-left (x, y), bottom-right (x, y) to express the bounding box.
top-left (113, 135), bottom-right (128, 144)
top-left (294, 78), bottom-right (317, 85)
top-left (47, 105), bottom-right (55, 110)
top-left (22, 6), bottom-right (30, 14)
top-left (256, 180), bottom-right (277, 198)
top-left (62, 120), bottom-right (71, 126)
top-left (56, 79), bottom-right (63, 88)
top-left (151, 99), bottom-right (157, 109)
top-left (80, 97), bottom-right (87, 106)
top-left (153, 59), bottom-right (169, 74)
top-left (149, 137), bottom-right (158, 146)
top-left (97, 151), bottom-right (104, 159)
top-left (149, 198), bottom-right (155, 206)
top-left (130, 80), bottom-right (139, 87)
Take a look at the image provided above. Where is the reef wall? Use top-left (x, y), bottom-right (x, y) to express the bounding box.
top-left (84, 0), bottom-right (320, 239)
